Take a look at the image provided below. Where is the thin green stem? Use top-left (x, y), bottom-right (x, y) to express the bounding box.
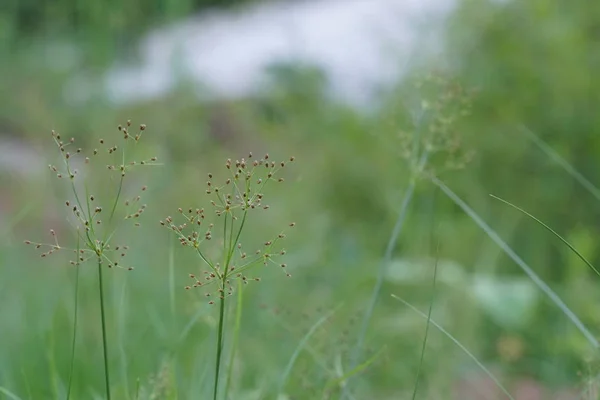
top-left (224, 280), bottom-right (243, 400)
top-left (104, 175), bottom-right (124, 243)
top-left (213, 288), bottom-right (227, 400)
top-left (230, 212), bottom-right (247, 261)
top-left (347, 159), bottom-right (421, 374)
top-left (432, 177), bottom-right (599, 349)
top-left (213, 202), bottom-right (248, 400)
top-left (278, 307), bottom-right (340, 394)
top-left (344, 151), bottom-right (428, 399)
top-left (392, 295), bottom-right (515, 400)
top-left (518, 124), bottom-right (600, 201)
top-left (490, 194), bottom-right (600, 277)
top-left (66, 236), bottom-right (81, 400)
top-left (97, 256), bottom-right (111, 400)
top-left (411, 242), bottom-right (438, 400)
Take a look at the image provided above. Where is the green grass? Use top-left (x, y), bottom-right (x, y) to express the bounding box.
top-left (2, 68), bottom-right (600, 399)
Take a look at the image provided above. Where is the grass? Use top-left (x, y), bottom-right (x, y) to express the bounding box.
top-left (2, 73), bottom-right (600, 399)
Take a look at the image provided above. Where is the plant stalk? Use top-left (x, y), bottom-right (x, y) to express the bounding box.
top-left (66, 263), bottom-right (80, 400)
top-left (98, 256), bottom-right (111, 400)
top-left (213, 286), bottom-right (227, 400)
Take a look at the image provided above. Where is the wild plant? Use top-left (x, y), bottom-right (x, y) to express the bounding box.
top-left (345, 72), bottom-right (476, 397)
top-left (25, 121), bottom-right (159, 399)
top-left (160, 153), bottom-right (296, 400)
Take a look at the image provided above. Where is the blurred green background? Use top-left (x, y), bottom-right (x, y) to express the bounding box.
top-left (2, 0), bottom-right (600, 398)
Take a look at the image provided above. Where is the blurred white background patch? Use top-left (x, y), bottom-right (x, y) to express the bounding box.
top-left (103, 0), bottom-right (458, 108)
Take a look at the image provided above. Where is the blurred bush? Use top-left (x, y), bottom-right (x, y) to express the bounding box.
top-left (2, 0), bottom-right (257, 42)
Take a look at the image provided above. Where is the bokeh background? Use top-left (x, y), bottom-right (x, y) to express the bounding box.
top-left (2, 0), bottom-right (600, 398)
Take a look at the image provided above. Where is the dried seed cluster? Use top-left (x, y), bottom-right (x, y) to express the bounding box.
top-left (26, 120), bottom-right (157, 270)
top-left (161, 153), bottom-right (296, 303)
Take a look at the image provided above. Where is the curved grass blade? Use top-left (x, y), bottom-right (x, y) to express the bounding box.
top-left (432, 177), bottom-right (599, 349)
top-left (322, 346), bottom-right (385, 394)
top-left (349, 152), bottom-right (429, 385)
top-left (518, 125), bottom-right (600, 201)
top-left (411, 245), bottom-right (438, 400)
top-left (0, 387), bottom-right (23, 400)
top-left (278, 306), bottom-right (341, 395)
top-left (490, 194), bottom-right (600, 278)
top-left (391, 295), bottom-right (515, 400)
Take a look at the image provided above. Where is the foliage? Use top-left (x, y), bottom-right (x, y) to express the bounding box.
top-left (2, 0), bottom-right (600, 398)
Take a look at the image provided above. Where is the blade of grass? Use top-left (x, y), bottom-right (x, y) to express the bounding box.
top-left (518, 125), bottom-right (600, 201)
top-left (269, 311), bottom-right (338, 377)
top-left (117, 276), bottom-right (130, 399)
top-left (411, 242), bottom-right (439, 400)
top-left (391, 294), bottom-right (515, 400)
top-left (322, 347), bottom-right (385, 394)
top-left (432, 177), bottom-right (599, 349)
top-left (134, 378), bottom-right (140, 400)
top-left (0, 387), bottom-right (23, 400)
top-left (490, 194), bottom-right (600, 277)
top-left (278, 305), bottom-right (341, 395)
top-left (47, 324), bottom-right (60, 398)
top-left (411, 186), bottom-right (439, 399)
top-left (20, 367), bottom-right (32, 400)
top-left (349, 152), bottom-right (429, 382)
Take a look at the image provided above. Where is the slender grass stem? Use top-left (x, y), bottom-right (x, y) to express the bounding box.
top-left (66, 241), bottom-right (81, 400)
top-left (97, 256), bottom-right (111, 400)
top-left (224, 280), bottom-right (244, 399)
top-left (432, 177), bottom-right (599, 349)
top-left (392, 295), bottom-right (515, 400)
top-left (411, 242), bottom-right (438, 400)
top-left (213, 208), bottom-right (247, 399)
top-left (213, 290), bottom-right (227, 400)
top-left (345, 152), bottom-right (428, 399)
top-left (518, 124), bottom-right (600, 201)
top-left (490, 194), bottom-right (600, 277)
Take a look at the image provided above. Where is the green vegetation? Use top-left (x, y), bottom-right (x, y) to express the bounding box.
top-left (2, 0), bottom-right (600, 398)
